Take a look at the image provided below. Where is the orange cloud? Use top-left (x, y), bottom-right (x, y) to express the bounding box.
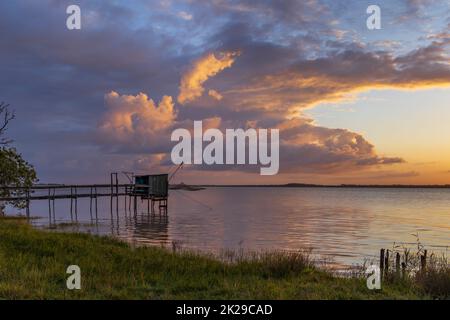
top-left (221, 41), bottom-right (450, 116)
top-left (178, 51), bottom-right (239, 105)
top-left (208, 89), bottom-right (223, 100)
top-left (274, 118), bottom-right (404, 173)
top-left (98, 39), bottom-right (450, 174)
top-left (98, 91), bottom-right (176, 151)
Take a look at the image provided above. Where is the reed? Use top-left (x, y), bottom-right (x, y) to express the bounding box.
top-left (0, 218), bottom-right (445, 299)
top-left (376, 237), bottom-right (449, 299)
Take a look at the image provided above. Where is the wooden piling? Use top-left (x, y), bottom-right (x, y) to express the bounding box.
top-left (89, 187), bottom-right (93, 220)
top-left (48, 188), bottom-right (52, 224)
top-left (395, 252), bottom-right (401, 277)
top-left (421, 250), bottom-right (427, 271)
top-left (94, 186), bottom-right (98, 221)
top-left (52, 188), bottom-right (56, 223)
top-left (124, 193), bottom-right (127, 215)
top-left (380, 249), bottom-right (385, 275)
top-left (115, 174), bottom-right (119, 211)
top-left (384, 249), bottom-right (390, 275)
top-left (70, 187), bottom-right (73, 221)
top-left (74, 187), bottom-right (78, 221)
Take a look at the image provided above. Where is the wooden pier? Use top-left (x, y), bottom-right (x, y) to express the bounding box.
top-left (0, 173), bottom-right (169, 221)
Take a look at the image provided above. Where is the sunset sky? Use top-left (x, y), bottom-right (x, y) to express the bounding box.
top-left (1, 0), bottom-right (449, 185)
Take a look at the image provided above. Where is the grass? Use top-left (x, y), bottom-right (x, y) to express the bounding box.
top-left (0, 218), bottom-right (447, 300)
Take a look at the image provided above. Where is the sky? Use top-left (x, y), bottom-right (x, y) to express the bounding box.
top-left (1, 0), bottom-right (449, 185)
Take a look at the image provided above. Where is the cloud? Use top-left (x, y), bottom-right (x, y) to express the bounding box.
top-left (368, 171), bottom-right (420, 179)
top-left (208, 89), bottom-right (223, 100)
top-left (276, 118), bottom-right (404, 173)
top-left (2, 0), bottom-right (449, 183)
top-left (96, 86), bottom-right (396, 174)
top-left (178, 51), bottom-right (239, 105)
top-left (97, 91), bottom-right (176, 153)
top-left (177, 11), bottom-right (193, 20)
top-left (96, 90), bottom-right (228, 155)
top-left (96, 33), bottom-right (450, 174)
top-left (398, 0), bottom-right (437, 22)
top-left (219, 41), bottom-right (450, 116)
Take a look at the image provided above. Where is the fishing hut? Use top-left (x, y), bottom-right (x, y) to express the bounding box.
top-left (132, 174), bottom-right (169, 215)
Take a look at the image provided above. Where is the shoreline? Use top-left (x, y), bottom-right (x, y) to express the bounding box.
top-left (0, 217), bottom-right (448, 299)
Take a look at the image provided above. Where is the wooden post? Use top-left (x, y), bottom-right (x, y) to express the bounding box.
top-left (95, 187), bottom-right (98, 221)
top-left (124, 192), bottom-right (127, 215)
top-left (48, 188), bottom-right (52, 225)
top-left (110, 173), bottom-right (114, 216)
top-left (110, 174), bottom-right (113, 197)
top-left (52, 188), bottom-right (56, 223)
top-left (74, 187), bottom-right (78, 221)
top-left (380, 249), bottom-right (385, 275)
top-left (89, 187), bottom-right (93, 220)
top-left (421, 250), bottom-right (427, 271)
top-left (115, 174), bottom-right (118, 194)
top-left (70, 187), bottom-right (73, 221)
top-left (384, 249), bottom-right (390, 275)
top-left (115, 174), bottom-right (119, 210)
top-left (395, 252), bottom-right (400, 278)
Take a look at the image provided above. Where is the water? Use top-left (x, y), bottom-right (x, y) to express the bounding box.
top-left (11, 187), bottom-right (450, 267)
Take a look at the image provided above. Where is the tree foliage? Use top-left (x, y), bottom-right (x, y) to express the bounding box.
top-left (0, 103), bottom-right (37, 211)
top-left (0, 147), bottom-right (37, 208)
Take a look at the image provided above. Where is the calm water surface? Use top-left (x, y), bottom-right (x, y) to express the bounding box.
top-left (17, 187), bottom-right (450, 267)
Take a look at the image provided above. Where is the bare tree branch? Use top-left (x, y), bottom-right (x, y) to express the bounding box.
top-left (0, 101), bottom-right (15, 145)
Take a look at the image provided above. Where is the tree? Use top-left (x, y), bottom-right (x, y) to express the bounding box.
top-left (0, 102), bottom-right (37, 214)
top-left (0, 102), bottom-right (14, 145)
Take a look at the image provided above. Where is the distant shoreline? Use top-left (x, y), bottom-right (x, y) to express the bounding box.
top-left (196, 183), bottom-right (450, 189)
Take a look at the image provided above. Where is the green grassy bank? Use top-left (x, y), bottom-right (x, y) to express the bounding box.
top-left (0, 218), bottom-right (447, 299)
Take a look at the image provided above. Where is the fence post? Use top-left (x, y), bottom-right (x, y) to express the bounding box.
top-left (380, 249), bottom-right (385, 276)
top-left (395, 252), bottom-right (400, 278)
top-left (421, 250), bottom-right (427, 271)
top-left (384, 249), bottom-right (390, 275)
